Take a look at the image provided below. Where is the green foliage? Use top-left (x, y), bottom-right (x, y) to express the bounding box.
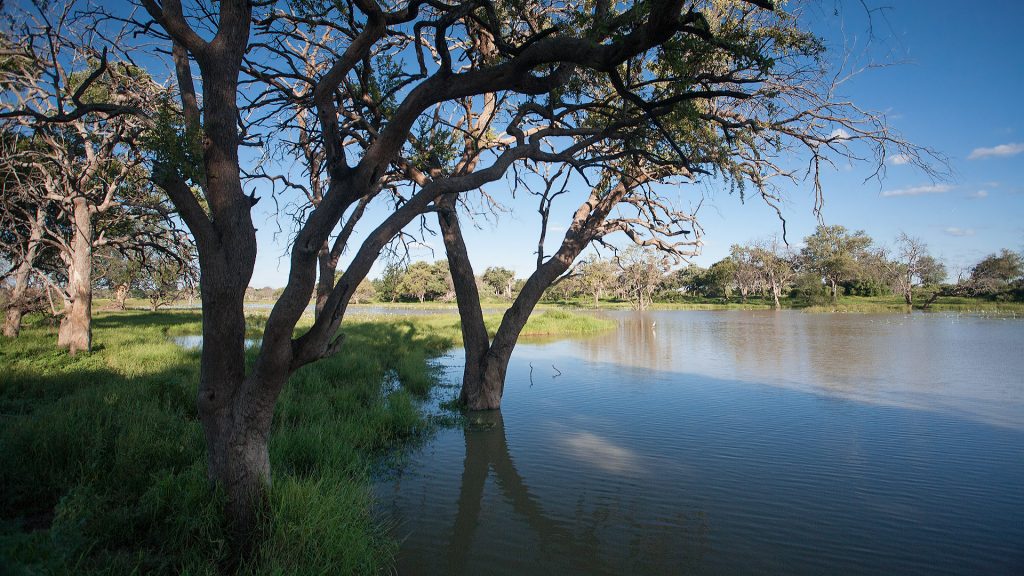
top-left (143, 94), bottom-right (205, 185)
top-left (482, 266), bottom-right (516, 298)
top-left (969, 249), bottom-right (1024, 298)
top-left (396, 261), bottom-right (451, 302)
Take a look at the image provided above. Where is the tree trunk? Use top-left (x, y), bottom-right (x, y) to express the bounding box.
top-left (830, 279), bottom-right (838, 303)
top-left (5, 207), bottom-right (47, 338)
top-left (438, 194), bottom-right (587, 410)
top-left (771, 280), bottom-right (781, 310)
top-left (115, 284), bottom-right (130, 310)
top-left (4, 261), bottom-right (32, 338)
top-left (315, 240), bottom-right (333, 319)
top-left (58, 198), bottom-right (93, 355)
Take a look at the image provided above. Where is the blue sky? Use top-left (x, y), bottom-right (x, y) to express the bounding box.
top-left (247, 1), bottom-right (1024, 287)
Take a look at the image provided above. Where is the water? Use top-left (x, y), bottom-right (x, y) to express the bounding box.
top-left (374, 310), bottom-right (1024, 575)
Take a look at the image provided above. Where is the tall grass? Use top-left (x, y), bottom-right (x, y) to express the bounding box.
top-left (0, 310), bottom-right (451, 575)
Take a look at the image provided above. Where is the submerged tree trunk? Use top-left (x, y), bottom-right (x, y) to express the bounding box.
top-left (58, 198), bottom-right (93, 354)
top-left (438, 194), bottom-right (590, 410)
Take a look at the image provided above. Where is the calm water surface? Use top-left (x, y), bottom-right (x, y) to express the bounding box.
top-left (374, 310), bottom-right (1024, 575)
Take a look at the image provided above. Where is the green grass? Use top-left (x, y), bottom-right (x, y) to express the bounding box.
top-left (0, 310), bottom-right (452, 575)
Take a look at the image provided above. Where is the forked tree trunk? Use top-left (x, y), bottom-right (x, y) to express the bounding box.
top-left (437, 194), bottom-right (587, 410)
top-left (58, 199), bottom-right (93, 355)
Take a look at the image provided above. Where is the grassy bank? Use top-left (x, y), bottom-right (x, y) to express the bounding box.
top-left (0, 307), bottom-right (611, 574)
top-left (0, 310), bottom-right (453, 575)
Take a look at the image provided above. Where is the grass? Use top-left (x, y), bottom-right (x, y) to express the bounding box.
top-left (0, 306), bottom-right (611, 575)
top-left (0, 310), bottom-right (452, 575)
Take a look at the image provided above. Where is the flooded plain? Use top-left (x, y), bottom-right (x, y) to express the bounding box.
top-left (374, 310), bottom-right (1024, 575)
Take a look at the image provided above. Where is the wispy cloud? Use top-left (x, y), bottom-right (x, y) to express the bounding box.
top-left (944, 227), bottom-right (975, 237)
top-left (968, 142), bottom-right (1024, 160)
top-left (889, 153), bottom-right (911, 165)
top-left (968, 190), bottom-right (989, 199)
top-left (881, 183), bottom-right (954, 197)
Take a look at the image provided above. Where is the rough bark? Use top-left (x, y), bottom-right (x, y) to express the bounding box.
top-left (57, 198), bottom-right (93, 354)
top-left (3, 207), bottom-right (44, 337)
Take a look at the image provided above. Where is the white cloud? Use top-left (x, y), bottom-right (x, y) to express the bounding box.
top-left (944, 227), bottom-right (975, 237)
top-left (968, 190), bottom-right (989, 199)
top-left (829, 128), bottom-right (851, 141)
top-left (880, 183), bottom-right (954, 197)
top-left (889, 154), bottom-right (911, 165)
top-left (967, 142), bottom-right (1024, 160)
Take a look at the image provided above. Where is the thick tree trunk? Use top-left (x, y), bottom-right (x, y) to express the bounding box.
top-left (830, 279), bottom-right (838, 303)
top-left (58, 199), bottom-right (93, 355)
top-left (771, 282), bottom-right (781, 310)
top-left (437, 194), bottom-right (493, 407)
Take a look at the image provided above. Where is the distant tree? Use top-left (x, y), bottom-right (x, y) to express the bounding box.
top-left (800, 225), bottom-right (874, 302)
top-left (397, 261), bottom-right (448, 303)
top-left (577, 257), bottom-right (617, 306)
top-left (351, 278), bottom-right (376, 304)
top-left (482, 267), bottom-right (516, 299)
top-left (669, 265), bottom-right (706, 295)
top-left (373, 263), bottom-right (404, 303)
top-left (616, 246), bottom-right (668, 310)
top-left (729, 245), bottom-right (761, 303)
top-left (891, 233), bottom-right (946, 305)
top-left (137, 249), bottom-right (197, 311)
top-left (750, 237), bottom-right (795, 309)
top-left (969, 249), bottom-right (1023, 297)
top-left (695, 258), bottom-right (736, 299)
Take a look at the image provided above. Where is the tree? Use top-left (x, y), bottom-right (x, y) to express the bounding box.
top-left (729, 244), bottom-right (761, 303)
top-left (373, 262), bottom-right (404, 303)
top-left (799, 225), bottom-right (874, 303)
top-left (352, 278), bottom-right (376, 304)
top-left (577, 256), bottom-right (617, 306)
top-left (891, 233), bottom-right (945, 305)
top-left (397, 261), bottom-right (448, 302)
top-left (750, 236), bottom-right (795, 309)
top-left (482, 267), bottom-right (516, 299)
top-left (969, 249), bottom-right (1023, 297)
top-left (1, 3), bottom-right (172, 352)
top-left (616, 246), bottom-right (669, 310)
top-left (696, 258), bottom-right (736, 299)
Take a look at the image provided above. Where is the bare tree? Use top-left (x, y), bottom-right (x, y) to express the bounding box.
top-left (1, 2), bottom-right (171, 352)
top-left (750, 236), bottom-right (795, 309)
top-left (892, 232), bottom-right (944, 306)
